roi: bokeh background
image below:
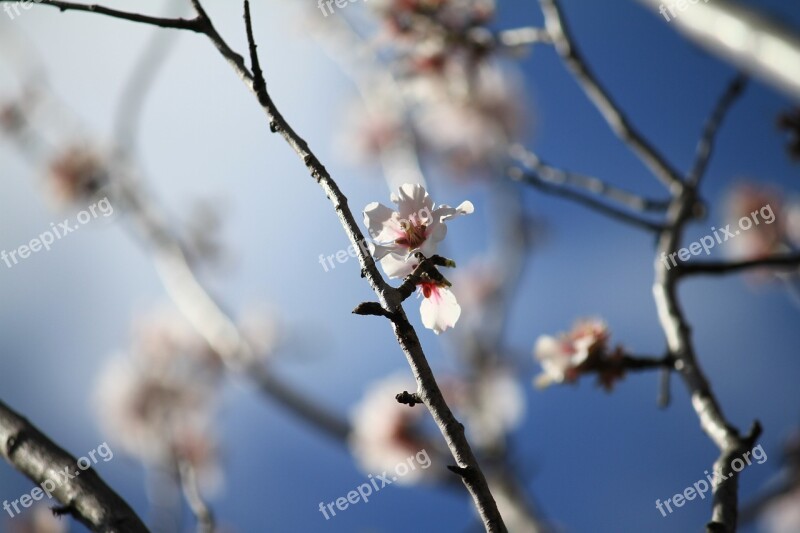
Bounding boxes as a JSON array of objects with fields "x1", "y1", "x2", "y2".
[{"x1": 1, "y1": 0, "x2": 799, "y2": 531}]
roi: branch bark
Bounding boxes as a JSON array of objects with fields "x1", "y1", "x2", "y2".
[{"x1": 0, "y1": 400, "x2": 149, "y2": 533}]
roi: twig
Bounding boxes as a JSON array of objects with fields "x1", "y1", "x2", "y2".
[
  {"x1": 509, "y1": 167, "x2": 665, "y2": 232},
  {"x1": 687, "y1": 74, "x2": 748, "y2": 186},
  {"x1": 538, "y1": 0, "x2": 684, "y2": 192},
  {"x1": 510, "y1": 144, "x2": 671, "y2": 212},
  {"x1": 678, "y1": 252, "x2": 800, "y2": 277},
  {"x1": 0, "y1": 399, "x2": 150, "y2": 533},
  {"x1": 37, "y1": 0, "x2": 202, "y2": 31}
]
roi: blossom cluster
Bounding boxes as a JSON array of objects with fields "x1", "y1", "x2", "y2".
[
  {"x1": 364, "y1": 183, "x2": 473, "y2": 333},
  {"x1": 533, "y1": 319, "x2": 626, "y2": 391}
]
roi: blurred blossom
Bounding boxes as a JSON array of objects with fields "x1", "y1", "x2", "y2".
[
  {"x1": 415, "y1": 65, "x2": 526, "y2": 173},
  {"x1": 341, "y1": 99, "x2": 405, "y2": 164},
  {"x1": 533, "y1": 318, "x2": 612, "y2": 389},
  {"x1": 450, "y1": 367, "x2": 525, "y2": 447},
  {"x1": 363, "y1": 183, "x2": 473, "y2": 278},
  {"x1": 761, "y1": 488, "x2": 800, "y2": 533},
  {"x1": 349, "y1": 373, "x2": 434, "y2": 484},
  {"x1": 371, "y1": 0, "x2": 495, "y2": 67},
  {"x1": 45, "y1": 145, "x2": 109, "y2": 205},
  {"x1": 94, "y1": 308, "x2": 222, "y2": 488},
  {"x1": 7, "y1": 505, "x2": 66, "y2": 533}
]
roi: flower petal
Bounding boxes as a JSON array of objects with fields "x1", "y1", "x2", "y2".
[
  {"x1": 364, "y1": 202, "x2": 404, "y2": 243},
  {"x1": 379, "y1": 253, "x2": 419, "y2": 279},
  {"x1": 391, "y1": 183, "x2": 434, "y2": 219},
  {"x1": 420, "y1": 286, "x2": 461, "y2": 334}
]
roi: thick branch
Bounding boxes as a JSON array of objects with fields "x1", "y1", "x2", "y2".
[
  {"x1": 0, "y1": 400, "x2": 149, "y2": 533},
  {"x1": 538, "y1": 0, "x2": 683, "y2": 192}
]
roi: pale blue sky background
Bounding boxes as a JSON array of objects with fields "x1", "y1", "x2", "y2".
[{"x1": 1, "y1": 0, "x2": 799, "y2": 532}]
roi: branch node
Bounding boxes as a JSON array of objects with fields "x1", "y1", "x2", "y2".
[
  {"x1": 395, "y1": 391, "x2": 422, "y2": 407},
  {"x1": 446, "y1": 464, "x2": 473, "y2": 478},
  {"x1": 352, "y1": 301, "x2": 391, "y2": 318}
]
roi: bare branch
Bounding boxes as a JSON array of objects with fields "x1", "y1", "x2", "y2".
[
  {"x1": 241, "y1": 2, "x2": 506, "y2": 529},
  {"x1": 510, "y1": 145, "x2": 670, "y2": 212},
  {"x1": 687, "y1": 74, "x2": 748, "y2": 186},
  {"x1": 679, "y1": 252, "x2": 800, "y2": 277},
  {"x1": 509, "y1": 167, "x2": 665, "y2": 232},
  {"x1": 538, "y1": 0, "x2": 684, "y2": 192},
  {"x1": 32, "y1": 0, "x2": 202, "y2": 31},
  {"x1": 0, "y1": 400, "x2": 149, "y2": 533}
]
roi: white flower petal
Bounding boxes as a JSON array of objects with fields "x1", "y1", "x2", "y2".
[
  {"x1": 391, "y1": 183, "x2": 434, "y2": 219},
  {"x1": 379, "y1": 253, "x2": 419, "y2": 279},
  {"x1": 364, "y1": 202, "x2": 404, "y2": 243},
  {"x1": 420, "y1": 286, "x2": 461, "y2": 334}
]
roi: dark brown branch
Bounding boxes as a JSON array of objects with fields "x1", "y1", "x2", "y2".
[
  {"x1": 687, "y1": 74, "x2": 748, "y2": 186},
  {"x1": 538, "y1": 0, "x2": 684, "y2": 192},
  {"x1": 509, "y1": 167, "x2": 665, "y2": 232},
  {"x1": 678, "y1": 252, "x2": 800, "y2": 277},
  {"x1": 0, "y1": 400, "x2": 149, "y2": 533},
  {"x1": 33, "y1": 0, "x2": 202, "y2": 31}
]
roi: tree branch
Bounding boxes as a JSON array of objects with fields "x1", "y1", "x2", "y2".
[
  {"x1": 509, "y1": 166, "x2": 665, "y2": 232},
  {"x1": 240, "y1": 2, "x2": 505, "y2": 529},
  {"x1": 33, "y1": 0, "x2": 202, "y2": 31},
  {"x1": 678, "y1": 252, "x2": 800, "y2": 277},
  {"x1": 538, "y1": 0, "x2": 684, "y2": 192},
  {"x1": 0, "y1": 400, "x2": 149, "y2": 533},
  {"x1": 687, "y1": 74, "x2": 748, "y2": 186},
  {"x1": 510, "y1": 144, "x2": 671, "y2": 212}
]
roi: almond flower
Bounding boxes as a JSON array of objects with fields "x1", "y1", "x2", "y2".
[
  {"x1": 533, "y1": 319, "x2": 609, "y2": 389},
  {"x1": 364, "y1": 183, "x2": 473, "y2": 278}
]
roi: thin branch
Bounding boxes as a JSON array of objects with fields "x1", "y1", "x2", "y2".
[
  {"x1": 510, "y1": 144, "x2": 671, "y2": 212},
  {"x1": 678, "y1": 252, "x2": 800, "y2": 277},
  {"x1": 687, "y1": 74, "x2": 748, "y2": 186},
  {"x1": 509, "y1": 167, "x2": 665, "y2": 232},
  {"x1": 33, "y1": 0, "x2": 202, "y2": 31},
  {"x1": 0, "y1": 400, "x2": 150, "y2": 533},
  {"x1": 538, "y1": 0, "x2": 684, "y2": 192},
  {"x1": 497, "y1": 27, "x2": 553, "y2": 48}
]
